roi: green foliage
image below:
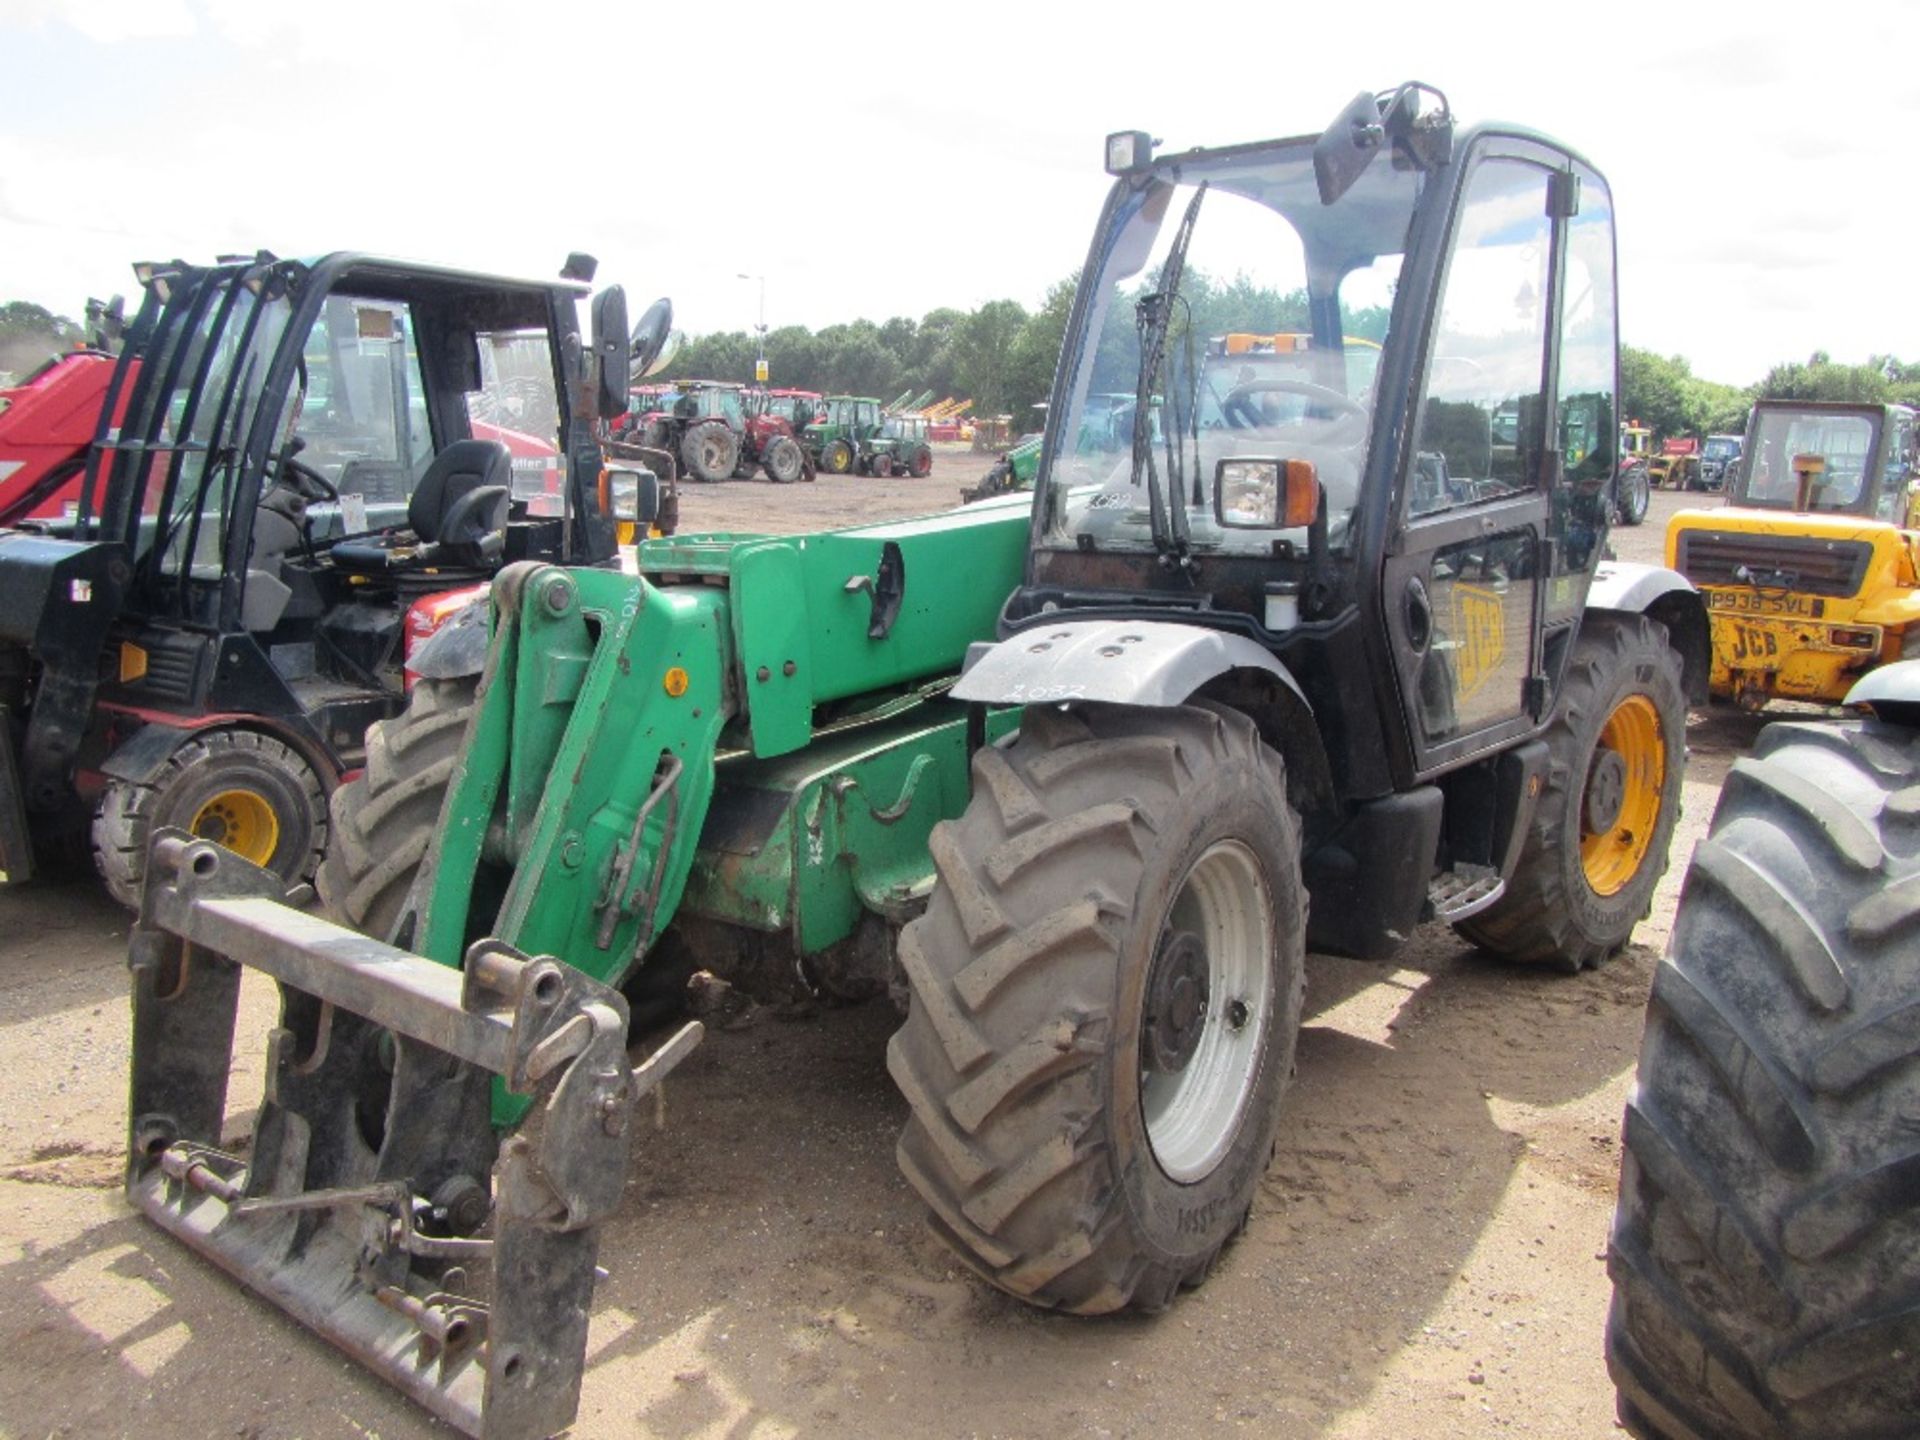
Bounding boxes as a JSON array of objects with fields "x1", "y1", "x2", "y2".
[
  {"x1": 0, "y1": 300, "x2": 82, "y2": 379},
  {"x1": 660, "y1": 285, "x2": 1918, "y2": 449},
  {"x1": 1621, "y1": 345, "x2": 1752, "y2": 442}
]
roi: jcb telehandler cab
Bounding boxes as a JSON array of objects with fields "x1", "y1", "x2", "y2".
[
  {"x1": 0, "y1": 251, "x2": 648, "y2": 902},
  {"x1": 125, "y1": 86, "x2": 1706, "y2": 1438},
  {"x1": 1668, "y1": 397, "x2": 1920, "y2": 708}
]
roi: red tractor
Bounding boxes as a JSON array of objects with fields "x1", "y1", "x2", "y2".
[
  {"x1": 622, "y1": 380, "x2": 746, "y2": 482},
  {"x1": 741, "y1": 387, "x2": 819, "y2": 483}
]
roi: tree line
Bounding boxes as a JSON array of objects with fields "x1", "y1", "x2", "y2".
[{"x1": 8, "y1": 287, "x2": 1918, "y2": 450}]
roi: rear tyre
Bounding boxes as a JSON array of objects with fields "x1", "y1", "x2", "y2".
[
  {"x1": 1456, "y1": 612, "x2": 1687, "y2": 971},
  {"x1": 822, "y1": 439, "x2": 856, "y2": 474},
  {"x1": 1606, "y1": 716, "x2": 1920, "y2": 1439},
  {"x1": 1616, "y1": 463, "x2": 1651, "y2": 526},
  {"x1": 681, "y1": 420, "x2": 739, "y2": 483},
  {"x1": 94, "y1": 729, "x2": 326, "y2": 911},
  {"x1": 763, "y1": 435, "x2": 804, "y2": 484},
  {"x1": 889, "y1": 702, "x2": 1306, "y2": 1313},
  {"x1": 317, "y1": 676, "x2": 477, "y2": 940},
  {"x1": 909, "y1": 444, "x2": 934, "y2": 478}
]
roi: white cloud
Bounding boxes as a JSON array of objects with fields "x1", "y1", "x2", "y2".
[{"x1": 2, "y1": 0, "x2": 1915, "y2": 385}]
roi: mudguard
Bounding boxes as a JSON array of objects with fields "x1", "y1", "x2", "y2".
[
  {"x1": 953, "y1": 617, "x2": 1309, "y2": 711},
  {"x1": 1586, "y1": 560, "x2": 1710, "y2": 703},
  {"x1": 1846, "y1": 659, "x2": 1920, "y2": 718}
]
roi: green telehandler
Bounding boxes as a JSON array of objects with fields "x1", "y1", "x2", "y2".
[{"x1": 125, "y1": 83, "x2": 1709, "y2": 1438}]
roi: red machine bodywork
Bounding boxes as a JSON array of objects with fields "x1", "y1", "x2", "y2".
[{"x1": 0, "y1": 350, "x2": 130, "y2": 526}]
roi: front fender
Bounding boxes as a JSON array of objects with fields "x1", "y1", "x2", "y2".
[
  {"x1": 1846, "y1": 659, "x2": 1920, "y2": 720},
  {"x1": 1586, "y1": 561, "x2": 1710, "y2": 703},
  {"x1": 954, "y1": 618, "x2": 1306, "y2": 711}
]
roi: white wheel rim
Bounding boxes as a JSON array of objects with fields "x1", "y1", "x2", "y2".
[{"x1": 1142, "y1": 839, "x2": 1274, "y2": 1182}]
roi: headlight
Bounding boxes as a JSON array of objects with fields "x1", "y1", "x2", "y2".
[
  {"x1": 604, "y1": 466, "x2": 658, "y2": 523},
  {"x1": 610, "y1": 471, "x2": 639, "y2": 520}
]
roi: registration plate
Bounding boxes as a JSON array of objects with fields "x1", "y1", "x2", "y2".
[{"x1": 1705, "y1": 588, "x2": 1816, "y2": 617}]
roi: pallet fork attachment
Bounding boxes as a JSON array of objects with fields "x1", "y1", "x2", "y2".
[{"x1": 125, "y1": 830, "x2": 701, "y2": 1438}]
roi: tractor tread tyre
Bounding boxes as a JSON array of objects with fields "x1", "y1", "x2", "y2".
[
  {"x1": 822, "y1": 439, "x2": 856, "y2": 475},
  {"x1": 1618, "y1": 464, "x2": 1651, "y2": 526},
  {"x1": 889, "y1": 701, "x2": 1306, "y2": 1315},
  {"x1": 763, "y1": 435, "x2": 804, "y2": 484},
  {"x1": 317, "y1": 676, "x2": 477, "y2": 941},
  {"x1": 909, "y1": 444, "x2": 934, "y2": 478},
  {"x1": 93, "y1": 728, "x2": 326, "y2": 911},
  {"x1": 681, "y1": 421, "x2": 739, "y2": 484},
  {"x1": 1605, "y1": 716, "x2": 1920, "y2": 1440},
  {"x1": 1457, "y1": 612, "x2": 1687, "y2": 971}
]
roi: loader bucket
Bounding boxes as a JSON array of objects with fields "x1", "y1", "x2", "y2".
[{"x1": 125, "y1": 829, "x2": 700, "y2": 1438}]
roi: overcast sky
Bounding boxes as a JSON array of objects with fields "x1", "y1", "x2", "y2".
[{"x1": 4, "y1": 0, "x2": 1913, "y2": 387}]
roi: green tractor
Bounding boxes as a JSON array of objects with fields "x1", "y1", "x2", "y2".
[
  {"x1": 803, "y1": 395, "x2": 929, "y2": 476},
  {"x1": 125, "y1": 83, "x2": 1708, "y2": 1439}
]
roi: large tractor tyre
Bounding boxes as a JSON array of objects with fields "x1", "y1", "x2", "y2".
[
  {"x1": 640, "y1": 419, "x2": 673, "y2": 452},
  {"x1": 316, "y1": 676, "x2": 478, "y2": 941},
  {"x1": 1457, "y1": 612, "x2": 1687, "y2": 971},
  {"x1": 908, "y1": 444, "x2": 934, "y2": 478},
  {"x1": 1617, "y1": 463, "x2": 1651, "y2": 527},
  {"x1": 1605, "y1": 716, "x2": 1920, "y2": 1440},
  {"x1": 889, "y1": 701, "x2": 1308, "y2": 1314},
  {"x1": 821, "y1": 439, "x2": 856, "y2": 475},
  {"x1": 94, "y1": 729, "x2": 326, "y2": 910},
  {"x1": 680, "y1": 421, "x2": 740, "y2": 484},
  {"x1": 870, "y1": 452, "x2": 895, "y2": 478},
  {"x1": 762, "y1": 435, "x2": 805, "y2": 484}
]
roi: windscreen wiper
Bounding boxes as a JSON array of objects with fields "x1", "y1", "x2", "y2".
[{"x1": 1131, "y1": 182, "x2": 1206, "y2": 568}]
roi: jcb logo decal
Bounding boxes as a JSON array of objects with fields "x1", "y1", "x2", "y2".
[{"x1": 1451, "y1": 584, "x2": 1506, "y2": 699}]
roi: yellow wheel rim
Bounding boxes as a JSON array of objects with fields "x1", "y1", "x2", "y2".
[
  {"x1": 189, "y1": 787, "x2": 280, "y2": 865},
  {"x1": 1579, "y1": 695, "x2": 1665, "y2": 897}
]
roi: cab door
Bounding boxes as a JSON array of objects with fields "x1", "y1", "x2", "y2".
[{"x1": 1382, "y1": 140, "x2": 1610, "y2": 777}]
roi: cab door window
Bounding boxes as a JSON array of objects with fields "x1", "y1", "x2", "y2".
[
  {"x1": 1409, "y1": 159, "x2": 1554, "y2": 517},
  {"x1": 295, "y1": 297, "x2": 431, "y2": 526},
  {"x1": 466, "y1": 328, "x2": 562, "y2": 508},
  {"x1": 1549, "y1": 164, "x2": 1619, "y2": 597}
]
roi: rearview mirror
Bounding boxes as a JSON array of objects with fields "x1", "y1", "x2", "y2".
[
  {"x1": 629, "y1": 296, "x2": 674, "y2": 381},
  {"x1": 1214, "y1": 457, "x2": 1320, "y2": 529},
  {"x1": 590, "y1": 286, "x2": 630, "y2": 421},
  {"x1": 1313, "y1": 90, "x2": 1385, "y2": 206}
]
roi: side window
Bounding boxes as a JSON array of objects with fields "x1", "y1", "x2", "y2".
[
  {"x1": 1409, "y1": 159, "x2": 1554, "y2": 517},
  {"x1": 1551, "y1": 165, "x2": 1618, "y2": 582},
  {"x1": 296, "y1": 297, "x2": 431, "y2": 519},
  {"x1": 1879, "y1": 410, "x2": 1914, "y2": 522},
  {"x1": 466, "y1": 329, "x2": 562, "y2": 505}
]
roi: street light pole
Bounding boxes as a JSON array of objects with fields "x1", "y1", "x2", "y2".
[{"x1": 736, "y1": 272, "x2": 767, "y2": 383}]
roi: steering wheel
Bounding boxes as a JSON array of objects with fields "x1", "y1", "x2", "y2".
[
  {"x1": 1222, "y1": 378, "x2": 1367, "y2": 431},
  {"x1": 274, "y1": 447, "x2": 339, "y2": 505}
]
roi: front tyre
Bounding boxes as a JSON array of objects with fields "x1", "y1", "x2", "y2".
[
  {"x1": 1457, "y1": 612, "x2": 1687, "y2": 970},
  {"x1": 889, "y1": 702, "x2": 1306, "y2": 1313},
  {"x1": 94, "y1": 729, "x2": 326, "y2": 910},
  {"x1": 317, "y1": 676, "x2": 477, "y2": 940}
]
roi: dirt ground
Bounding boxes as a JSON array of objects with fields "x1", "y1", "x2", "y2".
[{"x1": 0, "y1": 465, "x2": 1769, "y2": 1439}]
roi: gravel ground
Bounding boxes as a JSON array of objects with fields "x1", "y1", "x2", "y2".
[{"x1": 0, "y1": 468, "x2": 1770, "y2": 1439}]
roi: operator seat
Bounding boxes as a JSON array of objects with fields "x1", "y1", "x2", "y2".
[{"x1": 331, "y1": 439, "x2": 513, "y2": 573}]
